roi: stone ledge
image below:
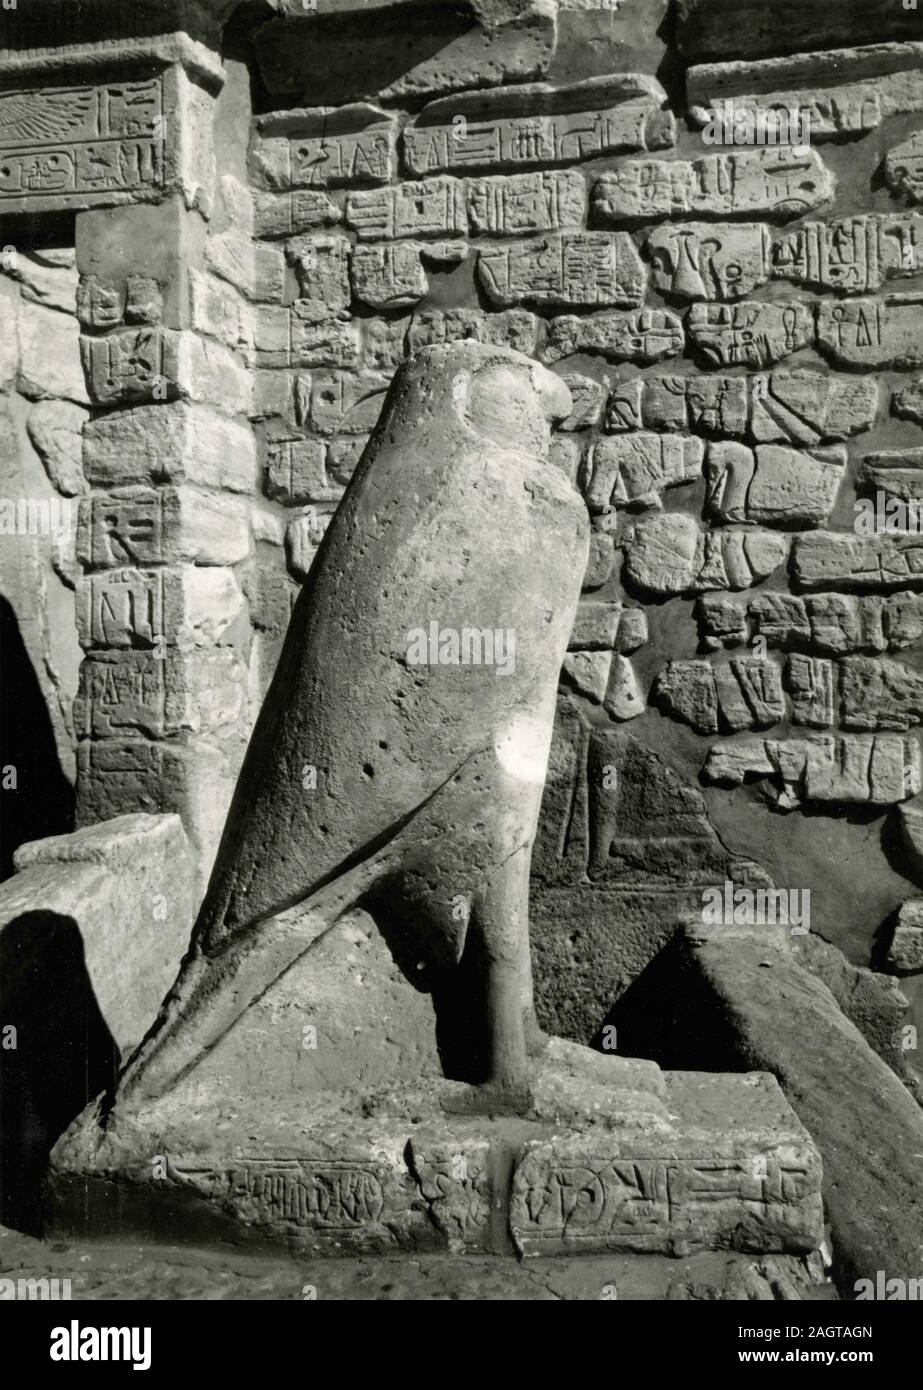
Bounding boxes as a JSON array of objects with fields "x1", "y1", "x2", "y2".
[
  {"x1": 676, "y1": 0, "x2": 923, "y2": 63},
  {"x1": 0, "y1": 32, "x2": 226, "y2": 94},
  {"x1": 1, "y1": 813, "x2": 195, "y2": 1057},
  {"x1": 254, "y1": 0, "x2": 558, "y2": 104}
]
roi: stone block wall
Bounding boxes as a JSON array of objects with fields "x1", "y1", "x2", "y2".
[
  {"x1": 240, "y1": 0, "x2": 923, "y2": 1072},
  {"x1": 1, "y1": 0, "x2": 922, "y2": 1078},
  {"x1": 0, "y1": 18, "x2": 265, "y2": 883}
]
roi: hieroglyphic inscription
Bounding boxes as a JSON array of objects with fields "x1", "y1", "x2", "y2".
[
  {"x1": 79, "y1": 492, "x2": 166, "y2": 568},
  {"x1": 77, "y1": 569, "x2": 165, "y2": 649},
  {"x1": 544, "y1": 308, "x2": 684, "y2": 365},
  {"x1": 644, "y1": 223, "x2": 772, "y2": 300},
  {"x1": 477, "y1": 232, "x2": 646, "y2": 309},
  {"x1": 254, "y1": 106, "x2": 397, "y2": 190},
  {"x1": 75, "y1": 653, "x2": 165, "y2": 739},
  {"x1": 0, "y1": 79, "x2": 162, "y2": 207},
  {"x1": 402, "y1": 77, "x2": 674, "y2": 177},
  {"x1": 466, "y1": 170, "x2": 586, "y2": 235},
  {"x1": 511, "y1": 1150, "x2": 813, "y2": 1253},
  {"x1": 817, "y1": 294, "x2": 923, "y2": 369},
  {"x1": 229, "y1": 1159, "x2": 386, "y2": 1229},
  {"x1": 773, "y1": 214, "x2": 923, "y2": 294},
  {"x1": 168, "y1": 1158, "x2": 387, "y2": 1232},
  {"x1": 594, "y1": 148, "x2": 834, "y2": 222},
  {"x1": 687, "y1": 301, "x2": 813, "y2": 369}
]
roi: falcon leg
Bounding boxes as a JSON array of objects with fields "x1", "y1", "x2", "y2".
[{"x1": 475, "y1": 844, "x2": 535, "y2": 1110}]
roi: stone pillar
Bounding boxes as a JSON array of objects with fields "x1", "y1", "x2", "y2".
[
  {"x1": 73, "y1": 193, "x2": 258, "y2": 882},
  {"x1": 0, "y1": 3, "x2": 269, "y2": 889}
]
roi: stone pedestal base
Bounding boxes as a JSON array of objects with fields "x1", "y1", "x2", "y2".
[{"x1": 48, "y1": 1039, "x2": 823, "y2": 1260}]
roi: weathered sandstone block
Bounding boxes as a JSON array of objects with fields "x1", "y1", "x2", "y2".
[
  {"x1": 406, "y1": 307, "x2": 539, "y2": 358},
  {"x1": 704, "y1": 734, "x2": 921, "y2": 807},
  {"x1": 510, "y1": 1071, "x2": 821, "y2": 1258},
  {"x1": 351, "y1": 239, "x2": 467, "y2": 309},
  {"x1": 637, "y1": 917, "x2": 923, "y2": 1286},
  {"x1": 860, "y1": 447, "x2": 923, "y2": 502},
  {"x1": 557, "y1": 374, "x2": 606, "y2": 431},
  {"x1": 47, "y1": 1037, "x2": 822, "y2": 1259},
  {"x1": 604, "y1": 655, "x2": 645, "y2": 723},
  {"x1": 773, "y1": 213, "x2": 923, "y2": 294},
  {"x1": 887, "y1": 900, "x2": 923, "y2": 974},
  {"x1": 749, "y1": 370, "x2": 878, "y2": 444},
  {"x1": 477, "y1": 232, "x2": 646, "y2": 310},
  {"x1": 793, "y1": 532, "x2": 923, "y2": 592},
  {"x1": 567, "y1": 599, "x2": 624, "y2": 652},
  {"x1": 686, "y1": 43, "x2": 923, "y2": 140},
  {"x1": 82, "y1": 402, "x2": 258, "y2": 493},
  {"x1": 290, "y1": 314, "x2": 362, "y2": 370},
  {"x1": 655, "y1": 658, "x2": 785, "y2": 734},
  {"x1": 17, "y1": 298, "x2": 88, "y2": 404},
  {"x1": 543, "y1": 308, "x2": 684, "y2": 365},
  {"x1": 254, "y1": 188, "x2": 341, "y2": 239},
  {"x1": 361, "y1": 317, "x2": 413, "y2": 370},
  {"x1": 205, "y1": 232, "x2": 285, "y2": 304},
  {"x1": 295, "y1": 370, "x2": 390, "y2": 436},
  {"x1": 264, "y1": 436, "x2": 334, "y2": 505},
  {"x1": 402, "y1": 75, "x2": 673, "y2": 178},
  {"x1": 74, "y1": 648, "x2": 246, "y2": 741},
  {"x1": 698, "y1": 590, "x2": 923, "y2": 656},
  {"x1": 76, "y1": 566, "x2": 248, "y2": 653},
  {"x1": 839, "y1": 656, "x2": 923, "y2": 732},
  {"x1": 892, "y1": 375, "x2": 923, "y2": 425},
  {"x1": 285, "y1": 506, "x2": 334, "y2": 581},
  {"x1": 345, "y1": 178, "x2": 466, "y2": 241},
  {"x1": 75, "y1": 736, "x2": 245, "y2": 876},
  {"x1": 561, "y1": 650, "x2": 612, "y2": 705},
  {"x1": 786, "y1": 655, "x2": 835, "y2": 728},
  {"x1": 587, "y1": 433, "x2": 703, "y2": 511},
  {"x1": 607, "y1": 373, "x2": 747, "y2": 436},
  {"x1": 285, "y1": 234, "x2": 351, "y2": 321},
  {"x1": 686, "y1": 301, "x2": 813, "y2": 369},
  {"x1": 253, "y1": 104, "x2": 398, "y2": 190},
  {"x1": 594, "y1": 148, "x2": 834, "y2": 223},
  {"x1": 1, "y1": 814, "x2": 194, "y2": 1056},
  {"x1": 624, "y1": 513, "x2": 788, "y2": 595},
  {"x1": 0, "y1": 76, "x2": 165, "y2": 215},
  {"x1": 26, "y1": 399, "x2": 88, "y2": 497},
  {"x1": 76, "y1": 487, "x2": 250, "y2": 569},
  {"x1": 80, "y1": 327, "x2": 251, "y2": 413},
  {"x1": 644, "y1": 222, "x2": 771, "y2": 300},
  {"x1": 818, "y1": 293, "x2": 923, "y2": 369},
  {"x1": 582, "y1": 529, "x2": 616, "y2": 590},
  {"x1": 255, "y1": 0, "x2": 558, "y2": 103},
  {"x1": 466, "y1": 169, "x2": 586, "y2": 236},
  {"x1": 705, "y1": 441, "x2": 845, "y2": 526}
]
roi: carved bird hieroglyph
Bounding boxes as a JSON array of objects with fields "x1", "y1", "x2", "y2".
[{"x1": 0, "y1": 88, "x2": 94, "y2": 147}]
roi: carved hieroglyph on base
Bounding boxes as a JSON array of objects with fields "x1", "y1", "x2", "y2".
[{"x1": 50, "y1": 343, "x2": 823, "y2": 1257}]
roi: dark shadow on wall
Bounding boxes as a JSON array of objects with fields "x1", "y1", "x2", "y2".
[
  {"x1": 249, "y1": 1, "x2": 472, "y2": 110},
  {"x1": 0, "y1": 911, "x2": 119, "y2": 1235},
  {"x1": 594, "y1": 931, "x2": 746, "y2": 1074},
  {"x1": 0, "y1": 595, "x2": 75, "y2": 880},
  {"x1": 366, "y1": 888, "x2": 489, "y2": 1085}
]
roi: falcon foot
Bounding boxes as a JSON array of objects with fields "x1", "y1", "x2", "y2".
[{"x1": 440, "y1": 1077, "x2": 536, "y2": 1119}]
